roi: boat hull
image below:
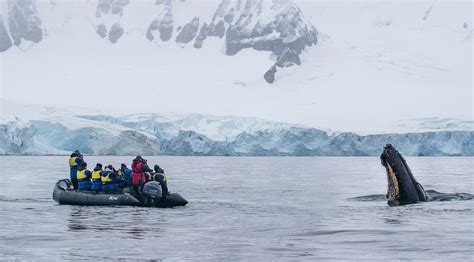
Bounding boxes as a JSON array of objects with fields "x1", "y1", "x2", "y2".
[{"x1": 53, "y1": 179, "x2": 187, "y2": 207}]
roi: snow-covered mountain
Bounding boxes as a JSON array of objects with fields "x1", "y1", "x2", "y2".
[
  {"x1": 1, "y1": 1, "x2": 471, "y2": 132},
  {"x1": 1, "y1": 100, "x2": 472, "y2": 156},
  {"x1": 0, "y1": 0, "x2": 317, "y2": 83}
]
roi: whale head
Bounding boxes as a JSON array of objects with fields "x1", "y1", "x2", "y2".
[{"x1": 380, "y1": 144, "x2": 429, "y2": 206}]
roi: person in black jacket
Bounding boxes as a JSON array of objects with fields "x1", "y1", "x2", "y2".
[
  {"x1": 140, "y1": 159, "x2": 154, "y2": 181},
  {"x1": 153, "y1": 165, "x2": 169, "y2": 197}
]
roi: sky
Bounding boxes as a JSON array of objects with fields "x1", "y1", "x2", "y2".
[{"x1": 0, "y1": 0, "x2": 472, "y2": 133}]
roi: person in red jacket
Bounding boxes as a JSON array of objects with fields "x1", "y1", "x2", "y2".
[{"x1": 131, "y1": 156, "x2": 150, "y2": 193}]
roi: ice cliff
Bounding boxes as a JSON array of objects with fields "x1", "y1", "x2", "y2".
[{"x1": 1, "y1": 100, "x2": 472, "y2": 156}]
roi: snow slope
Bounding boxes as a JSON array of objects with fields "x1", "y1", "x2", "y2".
[{"x1": 0, "y1": 0, "x2": 471, "y2": 134}]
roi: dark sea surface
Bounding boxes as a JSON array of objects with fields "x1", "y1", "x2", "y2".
[{"x1": 0, "y1": 156, "x2": 473, "y2": 261}]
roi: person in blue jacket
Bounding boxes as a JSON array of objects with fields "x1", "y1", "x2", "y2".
[
  {"x1": 68, "y1": 150, "x2": 83, "y2": 189},
  {"x1": 91, "y1": 163, "x2": 103, "y2": 192},
  {"x1": 120, "y1": 163, "x2": 132, "y2": 188},
  {"x1": 101, "y1": 165, "x2": 121, "y2": 192},
  {"x1": 76, "y1": 162, "x2": 92, "y2": 190}
]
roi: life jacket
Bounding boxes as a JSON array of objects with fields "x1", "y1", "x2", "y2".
[
  {"x1": 69, "y1": 157, "x2": 78, "y2": 168},
  {"x1": 131, "y1": 161, "x2": 145, "y2": 187},
  {"x1": 91, "y1": 170, "x2": 101, "y2": 180},
  {"x1": 155, "y1": 172, "x2": 168, "y2": 182},
  {"x1": 77, "y1": 170, "x2": 87, "y2": 180},
  {"x1": 101, "y1": 171, "x2": 112, "y2": 184}
]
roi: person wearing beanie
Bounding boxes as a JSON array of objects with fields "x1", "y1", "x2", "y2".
[
  {"x1": 91, "y1": 163, "x2": 103, "y2": 192},
  {"x1": 68, "y1": 150, "x2": 83, "y2": 189},
  {"x1": 76, "y1": 161, "x2": 92, "y2": 190},
  {"x1": 153, "y1": 164, "x2": 169, "y2": 197},
  {"x1": 101, "y1": 164, "x2": 121, "y2": 192},
  {"x1": 120, "y1": 163, "x2": 132, "y2": 188}
]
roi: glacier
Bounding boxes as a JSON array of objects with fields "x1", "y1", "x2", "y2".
[{"x1": 1, "y1": 100, "x2": 472, "y2": 156}]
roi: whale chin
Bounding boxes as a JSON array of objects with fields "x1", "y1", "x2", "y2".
[{"x1": 380, "y1": 144, "x2": 429, "y2": 206}]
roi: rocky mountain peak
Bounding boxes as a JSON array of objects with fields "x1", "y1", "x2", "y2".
[{"x1": 0, "y1": 0, "x2": 317, "y2": 83}]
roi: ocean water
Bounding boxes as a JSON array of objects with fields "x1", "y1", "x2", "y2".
[{"x1": 0, "y1": 156, "x2": 473, "y2": 261}]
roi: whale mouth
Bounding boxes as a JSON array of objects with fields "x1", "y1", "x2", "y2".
[
  {"x1": 380, "y1": 144, "x2": 428, "y2": 206},
  {"x1": 381, "y1": 145, "x2": 401, "y2": 206},
  {"x1": 385, "y1": 161, "x2": 400, "y2": 206}
]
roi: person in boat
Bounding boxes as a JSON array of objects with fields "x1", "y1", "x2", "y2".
[
  {"x1": 120, "y1": 163, "x2": 132, "y2": 188},
  {"x1": 131, "y1": 156, "x2": 145, "y2": 193},
  {"x1": 76, "y1": 162, "x2": 92, "y2": 190},
  {"x1": 153, "y1": 165, "x2": 169, "y2": 197},
  {"x1": 91, "y1": 163, "x2": 103, "y2": 192},
  {"x1": 68, "y1": 150, "x2": 83, "y2": 189},
  {"x1": 141, "y1": 159, "x2": 155, "y2": 181},
  {"x1": 131, "y1": 156, "x2": 154, "y2": 193},
  {"x1": 101, "y1": 165, "x2": 121, "y2": 192}
]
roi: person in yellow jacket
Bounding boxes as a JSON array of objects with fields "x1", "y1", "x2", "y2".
[
  {"x1": 91, "y1": 163, "x2": 103, "y2": 191},
  {"x1": 68, "y1": 150, "x2": 83, "y2": 189},
  {"x1": 101, "y1": 165, "x2": 121, "y2": 192},
  {"x1": 76, "y1": 162, "x2": 92, "y2": 190}
]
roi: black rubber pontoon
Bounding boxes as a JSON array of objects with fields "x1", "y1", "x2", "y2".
[
  {"x1": 53, "y1": 179, "x2": 141, "y2": 206},
  {"x1": 53, "y1": 179, "x2": 188, "y2": 208}
]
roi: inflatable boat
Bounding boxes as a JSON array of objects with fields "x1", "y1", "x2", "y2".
[{"x1": 53, "y1": 179, "x2": 188, "y2": 208}]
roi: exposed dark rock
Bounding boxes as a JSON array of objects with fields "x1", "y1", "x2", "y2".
[
  {"x1": 96, "y1": 0, "x2": 129, "y2": 17},
  {"x1": 146, "y1": 20, "x2": 159, "y2": 41},
  {"x1": 193, "y1": 22, "x2": 208, "y2": 48},
  {"x1": 147, "y1": 2, "x2": 173, "y2": 42},
  {"x1": 213, "y1": 0, "x2": 232, "y2": 21},
  {"x1": 159, "y1": 9, "x2": 173, "y2": 41},
  {"x1": 112, "y1": 0, "x2": 129, "y2": 15},
  {"x1": 224, "y1": 8, "x2": 235, "y2": 24},
  {"x1": 176, "y1": 17, "x2": 199, "y2": 44},
  {"x1": 225, "y1": 26, "x2": 251, "y2": 56},
  {"x1": 96, "y1": 0, "x2": 112, "y2": 17},
  {"x1": 264, "y1": 66, "x2": 277, "y2": 84},
  {"x1": 1, "y1": 0, "x2": 319, "y2": 84},
  {"x1": 108, "y1": 23, "x2": 124, "y2": 43},
  {"x1": 96, "y1": 24, "x2": 107, "y2": 38},
  {"x1": 207, "y1": 20, "x2": 225, "y2": 38},
  {"x1": 8, "y1": 0, "x2": 43, "y2": 46},
  {"x1": 217, "y1": 0, "x2": 318, "y2": 82},
  {"x1": 276, "y1": 48, "x2": 301, "y2": 67},
  {"x1": 0, "y1": 16, "x2": 13, "y2": 52}
]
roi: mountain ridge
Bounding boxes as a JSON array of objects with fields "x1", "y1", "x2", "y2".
[{"x1": 0, "y1": 0, "x2": 318, "y2": 83}]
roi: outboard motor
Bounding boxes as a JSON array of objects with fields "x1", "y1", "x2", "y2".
[{"x1": 141, "y1": 181, "x2": 162, "y2": 207}]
